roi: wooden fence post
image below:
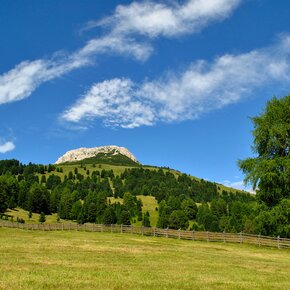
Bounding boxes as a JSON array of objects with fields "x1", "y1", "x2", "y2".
[
  {"x1": 178, "y1": 229, "x2": 181, "y2": 239},
  {"x1": 223, "y1": 230, "x2": 226, "y2": 243},
  {"x1": 166, "y1": 227, "x2": 169, "y2": 238},
  {"x1": 277, "y1": 236, "x2": 280, "y2": 249},
  {"x1": 111, "y1": 224, "x2": 113, "y2": 234},
  {"x1": 121, "y1": 224, "x2": 123, "y2": 234},
  {"x1": 142, "y1": 226, "x2": 144, "y2": 236},
  {"x1": 207, "y1": 231, "x2": 209, "y2": 242},
  {"x1": 240, "y1": 232, "x2": 243, "y2": 244},
  {"x1": 153, "y1": 227, "x2": 156, "y2": 237},
  {"x1": 192, "y1": 230, "x2": 195, "y2": 241},
  {"x1": 258, "y1": 234, "x2": 261, "y2": 247}
]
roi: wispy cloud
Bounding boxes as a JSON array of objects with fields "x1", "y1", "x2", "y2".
[
  {"x1": 0, "y1": 55, "x2": 88, "y2": 105},
  {"x1": 62, "y1": 78, "x2": 156, "y2": 128},
  {"x1": 0, "y1": 0, "x2": 241, "y2": 105},
  {"x1": 91, "y1": 0, "x2": 241, "y2": 38},
  {"x1": 221, "y1": 179, "x2": 255, "y2": 193},
  {"x1": 61, "y1": 35, "x2": 290, "y2": 128},
  {"x1": 0, "y1": 140, "x2": 15, "y2": 153}
]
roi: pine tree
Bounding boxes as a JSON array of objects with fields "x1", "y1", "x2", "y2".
[
  {"x1": 39, "y1": 212, "x2": 46, "y2": 223},
  {"x1": 142, "y1": 211, "x2": 151, "y2": 227}
]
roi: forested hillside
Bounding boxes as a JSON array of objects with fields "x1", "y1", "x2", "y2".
[
  {"x1": 0, "y1": 158, "x2": 269, "y2": 236},
  {"x1": 2, "y1": 96, "x2": 288, "y2": 237}
]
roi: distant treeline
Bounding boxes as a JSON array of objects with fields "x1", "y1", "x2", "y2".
[{"x1": 3, "y1": 159, "x2": 285, "y2": 237}]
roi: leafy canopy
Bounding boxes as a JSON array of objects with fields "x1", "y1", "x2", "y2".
[{"x1": 238, "y1": 95, "x2": 290, "y2": 206}]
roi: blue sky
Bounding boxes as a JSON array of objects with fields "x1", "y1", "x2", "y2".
[{"x1": 1, "y1": 0, "x2": 290, "y2": 191}]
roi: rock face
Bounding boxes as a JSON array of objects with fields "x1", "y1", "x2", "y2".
[{"x1": 55, "y1": 145, "x2": 138, "y2": 164}]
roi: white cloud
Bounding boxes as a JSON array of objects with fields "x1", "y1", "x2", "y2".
[
  {"x1": 0, "y1": 0, "x2": 241, "y2": 105},
  {"x1": 0, "y1": 56, "x2": 88, "y2": 105},
  {"x1": 221, "y1": 179, "x2": 256, "y2": 193},
  {"x1": 62, "y1": 78, "x2": 156, "y2": 128},
  {"x1": 221, "y1": 180, "x2": 245, "y2": 191},
  {"x1": 61, "y1": 36, "x2": 290, "y2": 128},
  {"x1": 96, "y1": 0, "x2": 241, "y2": 38},
  {"x1": 0, "y1": 60, "x2": 48, "y2": 105},
  {"x1": 0, "y1": 141, "x2": 15, "y2": 153},
  {"x1": 74, "y1": 35, "x2": 153, "y2": 62}
]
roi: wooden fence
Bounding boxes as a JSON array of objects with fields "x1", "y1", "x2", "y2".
[{"x1": 0, "y1": 220, "x2": 289, "y2": 249}]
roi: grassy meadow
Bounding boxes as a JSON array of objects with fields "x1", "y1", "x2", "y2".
[
  {"x1": 5, "y1": 208, "x2": 69, "y2": 224},
  {"x1": 0, "y1": 228, "x2": 289, "y2": 289}
]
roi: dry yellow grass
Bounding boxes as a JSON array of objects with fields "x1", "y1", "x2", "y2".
[{"x1": 0, "y1": 228, "x2": 289, "y2": 289}]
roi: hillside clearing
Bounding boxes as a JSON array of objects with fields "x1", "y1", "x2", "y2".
[
  {"x1": 0, "y1": 228, "x2": 289, "y2": 289},
  {"x1": 109, "y1": 195, "x2": 159, "y2": 227}
]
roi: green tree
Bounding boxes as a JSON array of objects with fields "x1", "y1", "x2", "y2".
[
  {"x1": 17, "y1": 180, "x2": 29, "y2": 209},
  {"x1": 123, "y1": 192, "x2": 137, "y2": 217},
  {"x1": 0, "y1": 174, "x2": 19, "y2": 212},
  {"x1": 58, "y1": 187, "x2": 73, "y2": 219},
  {"x1": 238, "y1": 95, "x2": 290, "y2": 237},
  {"x1": 157, "y1": 200, "x2": 170, "y2": 228},
  {"x1": 119, "y1": 210, "x2": 131, "y2": 225},
  {"x1": 28, "y1": 183, "x2": 50, "y2": 214},
  {"x1": 181, "y1": 198, "x2": 198, "y2": 219},
  {"x1": 0, "y1": 187, "x2": 8, "y2": 213},
  {"x1": 40, "y1": 175, "x2": 46, "y2": 184},
  {"x1": 103, "y1": 206, "x2": 117, "y2": 224},
  {"x1": 142, "y1": 211, "x2": 151, "y2": 227},
  {"x1": 70, "y1": 200, "x2": 82, "y2": 220},
  {"x1": 39, "y1": 212, "x2": 46, "y2": 223},
  {"x1": 238, "y1": 96, "x2": 290, "y2": 206},
  {"x1": 196, "y1": 203, "x2": 215, "y2": 231},
  {"x1": 169, "y1": 210, "x2": 189, "y2": 230}
]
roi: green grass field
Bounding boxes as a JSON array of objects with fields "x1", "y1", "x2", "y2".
[{"x1": 0, "y1": 228, "x2": 289, "y2": 289}]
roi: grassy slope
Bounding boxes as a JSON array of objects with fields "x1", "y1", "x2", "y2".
[
  {"x1": 0, "y1": 228, "x2": 289, "y2": 290},
  {"x1": 108, "y1": 195, "x2": 159, "y2": 227},
  {"x1": 5, "y1": 208, "x2": 71, "y2": 224},
  {"x1": 52, "y1": 163, "x2": 243, "y2": 194},
  {"x1": 137, "y1": 195, "x2": 158, "y2": 227}
]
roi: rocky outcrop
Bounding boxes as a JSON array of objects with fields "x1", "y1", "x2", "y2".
[{"x1": 55, "y1": 145, "x2": 138, "y2": 164}]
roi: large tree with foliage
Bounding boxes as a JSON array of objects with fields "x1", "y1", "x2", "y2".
[
  {"x1": 238, "y1": 96, "x2": 290, "y2": 206},
  {"x1": 238, "y1": 95, "x2": 290, "y2": 237}
]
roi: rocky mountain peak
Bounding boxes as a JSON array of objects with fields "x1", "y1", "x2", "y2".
[{"x1": 55, "y1": 145, "x2": 138, "y2": 164}]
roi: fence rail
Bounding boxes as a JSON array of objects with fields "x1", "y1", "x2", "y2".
[{"x1": 0, "y1": 220, "x2": 289, "y2": 249}]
